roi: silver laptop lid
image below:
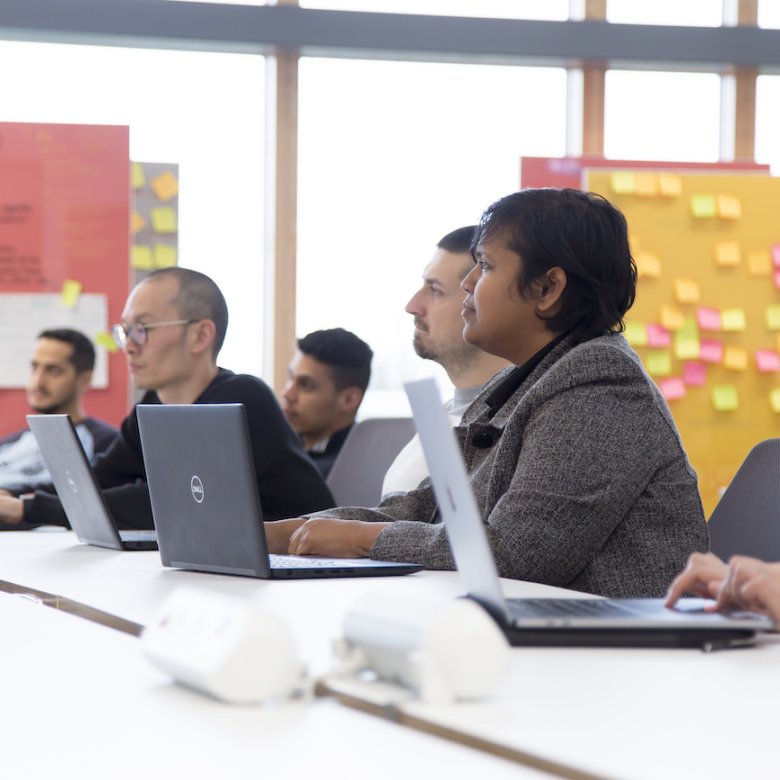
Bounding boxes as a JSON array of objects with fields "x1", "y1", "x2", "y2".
[
  {"x1": 26, "y1": 414, "x2": 123, "y2": 549},
  {"x1": 404, "y1": 378, "x2": 510, "y2": 621}
]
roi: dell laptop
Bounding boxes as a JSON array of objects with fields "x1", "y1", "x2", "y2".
[
  {"x1": 26, "y1": 415, "x2": 158, "y2": 551},
  {"x1": 136, "y1": 403, "x2": 421, "y2": 579},
  {"x1": 404, "y1": 378, "x2": 774, "y2": 650}
]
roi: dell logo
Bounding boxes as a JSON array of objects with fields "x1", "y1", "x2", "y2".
[
  {"x1": 190, "y1": 475, "x2": 204, "y2": 503},
  {"x1": 65, "y1": 470, "x2": 78, "y2": 494}
]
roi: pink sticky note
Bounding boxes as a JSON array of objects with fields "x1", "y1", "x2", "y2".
[
  {"x1": 772, "y1": 244, "x2": 780, "y2": 268},
  {"x1": 683, "y1": 361, "x2": 707, "y2": 387},
  {"x1": 700, "y1": 339, "x2": 724, "y2": 364},
  {"x1": 696, "y1": 307, "x2": 722, "y2": 332},
  {"x1": 646, "y1": 323, "x2": 671, "y2": 348},
  {"x1": 755, "y1": 350, "x2": 780, "y2": 373},
  {"x1": 658, "y1": 377, "x2": 686, "y2": 401}
]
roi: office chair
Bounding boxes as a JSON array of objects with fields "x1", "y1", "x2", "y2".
[
  {"x1": 708, "y1": 439, "x2": 780, "y2": 561},
  {"x1": 326, "y1": 417, "x2": 416, "y2": 507}
]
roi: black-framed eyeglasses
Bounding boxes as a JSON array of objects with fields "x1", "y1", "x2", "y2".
[{"x1": 111, "y1": 319, "x2": 196, "y2": 349}]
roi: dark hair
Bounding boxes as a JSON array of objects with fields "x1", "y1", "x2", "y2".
[
  {"x1": 297, "y1": 328, "x2": 373, "y2": 392},
  {"x1": 437, "y1": 226, "x2": 476, "y2": 255},
  {"x1": 473, "y1": 188, "x2": 637, "y2": 343},
  {"x1": 37, "y1": 328, "x2": 96, "y2": 373},
  {"x1": 146, "y1": 267, "x2": 229, "y2": 357}
]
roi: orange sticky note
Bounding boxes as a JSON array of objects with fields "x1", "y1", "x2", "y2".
[
  {"x1": 715, "y1": 241, "x2": 741, "y2": 267},
  {"x1": 674, "y1": 278, "x2": 701, "y2": 304},
  {"x1": 151, "y1": 170, "x2": 179, "y2": 202},
  {"x1": 659, "y1": 304, "x2": 685, "y2": 331},
  {"x1": 748, "y1": 251, "x2": 772, "y2": 277},
  {"x1": 635, "y1": 174, "x2": 658, "y2": 197},
  {"x1": 658, "y1": 174, "x2": 682, "y2": 198},
  {"x1": 712, "y1": 385, "x2": 739, "y2": 412},
  {"x1": 721, "y1": 308, "x2": 747, "y2": 332},
  {"x1": 636, "y1": 252, "x2": 662, "y2": 279},
  {"x1": 717, "y1": 194, "x2": 742, "y2": 220},
  {"x1": 610, "y1": 172, "x2": 637, "y2": 195},
  {"x1": 690, "y1": 194, "x2": 717, "y2": 218},
  {"x1": 61, "y1": 279, "x2": 82, "y2": 308},
  {"x1": 132, "y1": 211, "x2": 145, "y2": 235},
  {"x1": 723, "y1": 346, "x2": 748, "y2": 371}
]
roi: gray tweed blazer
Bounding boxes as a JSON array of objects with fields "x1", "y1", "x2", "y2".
[{"x1": 309, "y1": 333, "x2": 708, "y2": 598}]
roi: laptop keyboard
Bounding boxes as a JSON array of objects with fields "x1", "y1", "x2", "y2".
[
  {"x1": 119, "y1": 531, "x2": 157, "y2": 542},
  {"x1": 270, "y1": 555, "x2": 342, "y2": 568},
  {"x1": 506, "y1": 598, "x2": 646, "y2": 619}
]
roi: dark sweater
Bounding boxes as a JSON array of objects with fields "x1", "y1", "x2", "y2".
[{"x1": 23, "y1": 369, "x2": 335, "y2": 529}]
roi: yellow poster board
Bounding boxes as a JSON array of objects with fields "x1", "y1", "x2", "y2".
[{"x1": 586, "y1": 171, "x2": 780, "y2": 516}]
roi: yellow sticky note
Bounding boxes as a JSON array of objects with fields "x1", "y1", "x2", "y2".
[
  {"x1": 636, "y1": 252, "x2": 662, "y2": 280},
  {"x1": 635, "y1": 174, "x2": 658, "y2": 197},
  {"x1": 610, "y1": 172, "x2": 637, "y2": 195},
  {"x1": 717, "y1": 194, "x2": 742, "y2": 220},
  {"x1": 132, "y1": 162, "x2": 146, "y2": 189},
  {"x1": 770, "y1": 388, "x2": 780, "y2": 414},
  {"x1": 659, "y1": 304, "x2": 685, "y2": 331},
  {"x1": 646, "y1": 350, "x2": 672, "y2": 377},
  {"x1": 624, "y1": 321, "x2": 649, "y2": 347},
  {"x1": 674, "y1": 335, "x2": 700, "y2": 361},
  {"x1": 95, "y1": 331, "x2": 119, "y2": 353},
  {"x1": 61, "y1": 279, "x2": 82, "y2": 308},
  {"x1": 748, "y1": 251, "x2": 772, "y2": 277},
  {"x1": 658, "y1": 174, "x2": 682, "y2": 198},
  {"x1": 715, "y1": 241, "x2": 741, "y2": 267},
  {"x1": 150, "y1": 207, "x2": 177, "y2": 234},
  {"x1": 674, "y1": 278, "x2": 701, "y2": 304},
  {"x1": 766, "y1": 304, "x2": 780, "y2": 331},
  {"x1": 712, "y1": 385, "x2": 739, "y2": 412},
  {"x1": 132, "y1": 211, "x2": 145, "y2": 235},
  {"x1": 132, "y1": 245, "x2": 154, "y2": 270},
  {"x1": 721, "y1": 308, "x2": 747, "y2": 332},
  {"x1": 151, "y1": 170, "x2": 179, "y2": 202},
  {"x1": 724, "y1": 346, "x2": 748, "y2": 371},
  {"x1": 153, "y1": 244, "x2": 178, "y2": 269},
  {"x1": 690, "y1": 194, "x2": 717, "y2": 219}
]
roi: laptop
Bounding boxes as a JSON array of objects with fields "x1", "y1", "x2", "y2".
[
  {"x1": 25, "y1": 415, "x2": 158, "y2": 551},
  {"x1": 136, "y1": 403, "x2": 422, "y2": 579},
  {"x1": 404, "y1": 378, "x2": 774, "y2": 650}
]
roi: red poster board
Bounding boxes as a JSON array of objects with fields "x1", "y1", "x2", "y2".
[
  {"x1": 0, "y1": 122, "x2": 129, "y2": 435},
  {"x1": 520, "y1": 156, "x2": 770, "y2": 190}
]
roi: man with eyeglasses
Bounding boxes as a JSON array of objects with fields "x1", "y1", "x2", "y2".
[{"x1": 0, "y1": 267, "x2": 335, "y2": 529}]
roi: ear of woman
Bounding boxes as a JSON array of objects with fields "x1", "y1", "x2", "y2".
[{"x1": 532, "y1": 267, "x2": 567, "y2": 315}]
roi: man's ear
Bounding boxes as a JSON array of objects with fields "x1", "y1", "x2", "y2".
[
  {"x1": 338, "y1": 387, "x2": 364, "y2": 416},
  {"x1": 190, "y1": 320, "x2": 218, "y2": 356},
  {"x1": 534, "y1": 267, "x2": 567, "y2": 316},
  {"x1": 76, "y1": 369, "x2": 93, "y2": 394}
]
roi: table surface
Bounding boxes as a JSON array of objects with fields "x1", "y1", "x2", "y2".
[{"x1": 2, "y1": 529, "x2": 778, "y2": 780}]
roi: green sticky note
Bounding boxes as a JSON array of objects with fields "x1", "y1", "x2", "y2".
[
  {"x1": 674, "y1": 336, "x2": 700, "y2": 361},
  {"x1": 712, "y1": 385, "x2": 739, "y2": 412},
  {"x1": 690, "y1": 194, "x2": 717, "y2": 218},
  {"x1": 766, "y1": 304, "x2": 780, "y2": 331},
  {"x1": 61, "y1": 279, "x2": 82, "y2": 308},
  {"x1": 95, "y1": 331, "x2": 119, "y2": 353},
  {"x1": 721, "y1": 308, "x2": 747, "y2": 332},
  {"x1": 646, "y1": 350, "x2": 672, "y2": 377},
  {"x1": 624, "y1": 321, "x2": 648, "y2": 347}
]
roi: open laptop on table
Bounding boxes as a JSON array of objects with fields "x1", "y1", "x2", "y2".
[
  {"x1": 136, "y1": 403, "x2": 422, "y2": 579},
  {"x1": 25, "y1": 415, "x2": 158, "y2": 551},
  {"x1": 404, "y1": 378, "x2": 774, "y2": 650}
]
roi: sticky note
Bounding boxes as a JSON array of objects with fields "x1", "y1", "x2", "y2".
[
  {"x1": 153, "y1": 244, "x2": 178, "y2": 269},
  {"x1": 150, "y1": 207, "x2": 177, "y2": 234},
  {"x1": 635, "y1": 174, "x2": 658, "y2": 197},
  {"x1": 756, "y1": 350, "x2": 780, "y2": 373},
  {"x1": 647, "y1": 324, "x2": 671, "y2": 348},
  {"x1": 95, "y1": 331, "x2": 119, "y2": 353},
  {"x1": 690, "y1": 194, "x2": 717, "y2": 218},
  {"x1": 658, "y1": 174, "x2": 682, "y2": 198},
  {"x1": 696, "y1": 307, "x2": 721, "y2": 332},
  {"x1": 132, "y1": 211, "x2": 145, "y2": 235},
  {"x1": 646, "y1": 350, "x2": 672, "y2": 377},
  {"x1": 610, "y1": 172, "x2": 637, "y2": 195},
  {"x1": 748, "y1": 251, "x2": 772, "y2": 276},
  {"x1": 624, "y1": 321, "x2": 649, "y2": 347},
  {"x1": 712, "y1": 385, "x2": 739, "y2": 412},
  {"x1": 715, "y1": 241, "x2": 740, "y2": 267},
  {"x1": 772, "y1": 244, "x2": 780, "y2": 268},
  {"x1": 724, "y1": 347, "x2": 748, "y2": 371},
  {"x1": 659, "y1": 305, "x2": 685, "y2": 331},
  {"x1": 770, "y1": 388, "x2": 780, "y2": 414},
  {"x1": 61, "y1": 279, "x2": 82, "y2": 308},
  {"x1": 132, "y1": 246, "x2": 154, "y2": 270},
  {"x1": 636, "y1": 252, "x2": 662, "y2": 280},
  {"x1": 717, "y1": 194, "x2": 742, "y2": 220},
  {"x1": 774, "y1": 270, "x2": 780, "y2": 291},
  {"x1": 151, "y1": 170, "x2": 179, "y2": 202},
  {"x1": 674, "y1": 278, "x2": 700, "y2": 304},
  {"x1": 659, "y1": 378, "x2": 686, "y2": 402},
  {"x1": 767, "y1": 305, "x2": 780, "y2": 331},
  {"x1": 683, "y1": 361, "x2": 707, "y2": 387},
  {"x1": 678, "y1": 317, "x2": 699, "y2": 338},
  {"x1": 721, "y1": 308, "x2": 747, "y2": 332},
  {"x1": 674, "y1": 335, "x2": 700, "y2": 361},
  {"x1": 700, "y1": 339, "x2": 724, "y2": 364},
  {"x1": 132, "y1": 162, "x2": 146, "y2": 189}
]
